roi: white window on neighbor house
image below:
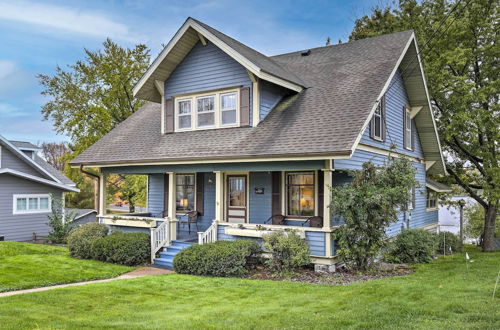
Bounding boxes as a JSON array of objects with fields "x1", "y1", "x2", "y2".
[
  {"x1": 175, "y1": 89, "x2": 239, "y2": 131},
  {"x1": 404, "y1": 106, "x2": 412, "y2": 150},
  {"x1": 13, "y1": 194, "x2": 51, "y2": 215}
]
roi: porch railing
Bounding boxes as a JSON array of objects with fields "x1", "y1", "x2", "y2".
[
  {"x1": 150, "y1": 220, "x2": 170, "y2": 263},
  {"x1": 198, "y1": 220, "x2": 218, "y2": 245}
]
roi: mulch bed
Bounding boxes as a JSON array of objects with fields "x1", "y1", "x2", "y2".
[{"x1": 245, "y1": 263, "x2": 414, "y2": 285}]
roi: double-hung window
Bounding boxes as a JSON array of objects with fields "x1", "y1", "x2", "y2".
[
  {"x1": 175, "y1": 89, "x2": 239, "y2": 131},
  {"x1": 371, "y1": 97, "x2": 384, "y2": 141},
  {"x1": 426, "y1": 189, "x2": 437, "y2": 209},
  {"x1": 13, "y1": 194, "x2": 51, "y2": 214},
  {"x1": 404, "y1": 106, "x2": 412, "y2": 150},
  {"x1": 286, "y1": 172, "x2": 315, "y2": 217},
  {"x1": 176, "y1": 174, "x2": 195, "y2": 212}
]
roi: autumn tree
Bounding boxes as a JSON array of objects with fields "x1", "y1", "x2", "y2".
[{"x1": 350, "y1": 0, "x2": 499, "y2": 251}]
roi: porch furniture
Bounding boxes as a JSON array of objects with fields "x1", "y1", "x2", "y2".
[
  {"x1": 264, "y1": 214, "x2": 286, "y2": 225},
  {"x1": 178, "y1": 210, "x2": 199, "y2": 234},
  {"x1": 301, "y1": 216, "x2": 323, "y2": 228}
]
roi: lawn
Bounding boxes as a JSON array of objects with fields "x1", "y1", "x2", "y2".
[
  {"x1": 0, "y1": 246, "x2": 498, "y2": 329},
  {"x1": 0, "y1": 242, "x2": 133, "y2": 292}
]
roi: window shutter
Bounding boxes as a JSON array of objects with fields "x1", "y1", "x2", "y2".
[
  {"x1": 196, "y1": 173, "x2": 204, "y2": 216},
  {"x1": 402, "y1": 106, "x2": 406, "y2": 149},
  {"x1": 163, "y1": 174, "x2": 169, "y2": 217},
  {"x1": 381, "y1": 95, "x2": 387, "y2": 141},
  {"x1": 412, "y1": 186, "x2": 416, "y2": 209},
  {"x1": 317, "y1": 170, "x2": 324, "y2": 218},
  {"x1": 411, "y1": 120, "x2": 415, "y2": 150},
  {"x1": 240, "y1": 87, "x2": 250, "y2": 126},
  {"x1": 369, "y1": 117, "x2": 375, "y2": 139},
  {"x1": 271, "y1": 171, "x2": 281, "y2": 215},
  {"x1": 165, "y1": 98, "x2": 174, "y2": 133}
]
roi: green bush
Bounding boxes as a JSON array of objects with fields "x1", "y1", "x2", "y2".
[
  {"x1": 91, "y1": 232, "x2": 150, "y2": 266},
  {"x1": 435, "y1": 231, "x2": 462, "y2": 254},
  {"x1": 385, "y1": 229, "x2": 437, "y2": 264},
  {"x1": 173, "y1": 240, "x2": 261, "y2": 277},
  {"x1": 262, "y1": 231, "x2": 311, "y2": 274},
  {"x1": 67, "y1": 223, "x2": 108, "y2": 259}
]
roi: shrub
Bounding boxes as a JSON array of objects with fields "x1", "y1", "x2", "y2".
[
  {"x1": 385, "y1": 229, "x2": 437, "y2": 264},
  {"x1": 173, "y1": 240, "x2": 261, "y2": 277},
  {"x1": 435, "y1": 231, "x2": 462, "y2": 254},
  {"x1": 67, "y1": 223, "x2": 108, "y2": 259},
  {"x1": 46, "y1": 197, "x2": 76, "y2": 244},
  {"x1": 262, "y1": 231, "x2": 310, "y2": 274},
  {"x1": 91, "y1": 232, "x2": 150, "y2": 266}
]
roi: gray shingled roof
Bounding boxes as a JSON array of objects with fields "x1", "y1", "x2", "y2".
[
  {"x1": 71, "y1": 29, "x2": 414, "y2": 166},
  {"x1": 426, "y1": 178, "x2": 452, "y2": 192},
  {"x1": 10, "y1": 141, "x2": 40, "y2": 150}
]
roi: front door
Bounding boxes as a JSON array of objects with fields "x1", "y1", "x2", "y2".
[{"x1": 226, "y1": 175, "x2": 247, "y2": 223}]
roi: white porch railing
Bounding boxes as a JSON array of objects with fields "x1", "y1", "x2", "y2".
[
  {"x1": 198, "y1": 220, "x2": 218, "y2": 245},
  {"x1": 150, "y1": 220, "x2": 171, "y2": 263}
]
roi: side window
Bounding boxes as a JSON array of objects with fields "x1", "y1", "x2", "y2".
[
  {"x1": 177, "y1": 99, "x2": 192, "y2": 130},
  {"x1": 370, "y1": 95, "x2": 385, "y2": 141},
  {"x1": 404, "y1": 106, "x2": 412, "y2": 150}
]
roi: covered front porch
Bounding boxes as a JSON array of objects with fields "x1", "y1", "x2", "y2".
[{"x1": 96, "y1": 159, "x2": 350, "y2": 264}]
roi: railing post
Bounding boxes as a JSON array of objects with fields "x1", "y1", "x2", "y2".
[
  {"x1": 198, "y1": 232, "x2": 203, "y2": 244},
  {"x1": 150, "y1": 228, "x2": 155, "y2": 264}
]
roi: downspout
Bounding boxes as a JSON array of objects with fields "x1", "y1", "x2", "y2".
[{"x1": 79, "y1": 165, "x2": 100, "y2": 212}]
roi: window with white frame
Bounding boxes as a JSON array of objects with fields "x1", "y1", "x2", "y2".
[
  {"x1": 371, "y1": 97, "x2": 384, "y2": 141},
  {"x1": 286, "y1": 172, "x2": 315, "y2": 217},
  {"x1": 426, "y1": 189, "x2": 437, "y2": 209},
  {"x1": 404, "y1": 107, "x2": 412, "y2": 150},
  {"x1": 175, "y1": 89, "x2": 239, "y2": 131},
  {"x1": 176, "y1": 174, "x2": 195, "y2": 212},
  {"x1": 13, "y1": 194, "x2": 51, "y2": 214}
]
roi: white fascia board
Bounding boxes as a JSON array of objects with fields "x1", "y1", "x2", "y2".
[{"x1": 0, "y1": 168, "x2": 80, "y2": 192}]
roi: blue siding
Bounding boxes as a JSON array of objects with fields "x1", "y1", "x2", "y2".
[
  {"x1": 259, "y1": 80, "x2": 289, "y2": 121},
  {"x1": 360, "y1": 69, "x2": 424, "y2": 159},
  {"x1": 249, "y1": 172, "x2": 272, "y2": 224},
  {"x1": 147, "y1": 174, "x2": 164, "y2": 217},
  {"x1": 164, "y1": 41, "x2": 253, "y2": 124}
]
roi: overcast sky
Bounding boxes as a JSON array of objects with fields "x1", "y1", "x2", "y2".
[{"x1": 0, "y1": 0, "x2": 385, "y2": 144}]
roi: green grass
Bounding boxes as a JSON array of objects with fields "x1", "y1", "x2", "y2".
[
  {"x1": 0, "y1": 246, "x2": 498, "y2": 329},
  {"x1": 0, "y1": 242, "x2": 134, "y2": 292}
]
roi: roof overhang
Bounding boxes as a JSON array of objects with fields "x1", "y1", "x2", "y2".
[
  {"x1": 426, "y1": 178, "x2": 452, "y2": 193},
  {"x1": 0, "y1": 168, "x2": 80, "y2": 192},
  {"x1": 133, "y1": 18, "x2": 304, "y2": 103},
  {"x1": 351, "y1": 34, "x2": 447, "y2": 175}
]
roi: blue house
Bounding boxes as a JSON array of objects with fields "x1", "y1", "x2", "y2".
[{"x1": 71, "y1": 18, "x2": 449, "y2": 268}]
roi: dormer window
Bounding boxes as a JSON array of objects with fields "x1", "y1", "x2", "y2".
[{"x1": 175, "y1": 89, "x2": 239, "y2": 132}]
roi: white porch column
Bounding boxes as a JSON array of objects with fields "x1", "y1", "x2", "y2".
[
  {"x1": 322, "y1": 160, "x2": 333, "y2": 231},
  {"x1": 167, "y1": 172, "x2": 177, "y2": 240},
  {"x1": 98, "y1": 172, "x2": 106, "y2": 216},
  {"x1": 214, "y1": 171, "x2": 224, "y2": 221}
]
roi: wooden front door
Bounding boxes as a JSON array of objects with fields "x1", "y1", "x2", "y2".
[{"x1": 226, "y1": 175, "x2": 247, "y2": 223}]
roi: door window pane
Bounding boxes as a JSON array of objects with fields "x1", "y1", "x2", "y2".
[
  {"x1": 16, "y1": 198, "x2": 27, "y2": 211},
  {"x1": 229, "y1": 177, "x2": 245, "y2": 207},
  {"x1": 287, "y1": 172, "x2": 315, "y2": 216}
]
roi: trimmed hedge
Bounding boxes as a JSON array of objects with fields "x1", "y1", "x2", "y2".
[
  {"x1": 262, "y1": 231, "x2": 311, "y2": 273},
  {"x1": 173, "y1": 240, "x2": 261, "y2": 277},
  {"x1": 67, "y1": 223, "x2": 108, "y2": 259},
  {"x1": 385, "y1": 229, "x2": 437, "y2": 264},
  {"x1": 91, "y1": 232, "x2": 150, "y2": 266}
]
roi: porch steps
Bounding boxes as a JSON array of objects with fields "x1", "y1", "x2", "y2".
[{"x1": 153, "y1": 240, "x2": 195, "y2": 269}]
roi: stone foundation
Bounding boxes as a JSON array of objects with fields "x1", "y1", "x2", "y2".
[{"x1": 314, "y1": 264, "x2": 336, "y2": 273}]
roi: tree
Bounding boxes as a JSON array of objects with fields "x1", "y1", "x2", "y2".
[
  {"x1": 349, "y1": 0, "x2": 499, "y2": 251},
  {"x1": 38, "y1": 39, "x2": 151, "y2": 209},
  {"x1": 107, "y1": 174, "x2": 147, "y2": 213},
  {"x1": 464, "y1": 202, "x2": 500, "y2": 242},
  {"x1": 331, "y1": 157, "x2": 418, "y2": 270},
  {"x1": 40, "y1": 142, "x2": 70, "y2": 171}
]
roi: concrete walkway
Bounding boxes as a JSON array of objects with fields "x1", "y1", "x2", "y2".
[{"x1": 0, "y1": 267, "x2": 172, "y2": 298}]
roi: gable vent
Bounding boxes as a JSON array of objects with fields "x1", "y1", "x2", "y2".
[{"x1": 301, "y1": 49, "x2": 311, "y2": 56}]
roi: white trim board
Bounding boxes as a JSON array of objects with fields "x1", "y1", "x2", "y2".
[{"x1": 0, "y1": 168, "x2": 80, "y2": 192}]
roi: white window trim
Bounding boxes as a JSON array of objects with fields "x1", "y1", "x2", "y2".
[
  {"x1": 13, "y1": 194, "x2": 52, "y2": 215},
  {"x1": 174, "y1": 88, "x2": 240, "y2": 132},
  {"x1": 404, "y1": 106, "x2": 413, "y2": 150},
  {"x1": 372, "y1": 102, "x2": 384, "y2": 142}
]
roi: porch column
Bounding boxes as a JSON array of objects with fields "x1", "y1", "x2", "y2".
[
  {"x1": 322, "y1": 160, "x2": 333, "y2": 231},
  {"x1": 167, "y1": 172, "x2": 177, "y2": 240},
  {"x1": 214, "y1": 171, "x2": 224, "y2": 221},
  {"x1": 98, "y1": 172, "x2": 106, "y2": 217}
]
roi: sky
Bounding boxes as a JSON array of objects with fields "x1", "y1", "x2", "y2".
[{"x1": 0, "y1": 0, "x2": 386, "y2": 144}]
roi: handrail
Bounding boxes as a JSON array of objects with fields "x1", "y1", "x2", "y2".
[
  {"x1": 198, "y1": 220, "x2": 218, "y2": 245},
  {"x1": 150, "y1": 220, "x2": 170, "y2": 263}
]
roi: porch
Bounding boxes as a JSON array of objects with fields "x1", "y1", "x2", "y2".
[{"x1": 96, "y1": 160, "x2": 350, "y2": 265}]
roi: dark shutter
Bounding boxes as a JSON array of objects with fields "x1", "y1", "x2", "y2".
[
  {"x1": 369, "y1": 117, "x2": 375, "y2": 139},
  {"x1": 381, "y1": 95, "x2": 387, "y2": 141},
  {"x1": 317, "y1": 170, "x2": 324, "y2": 218},
  {"x1": 163, "y1": 174, "x2": 169, "y2": 217},
  {"x1": 411, "y1": 120, "x2": 415, "y2": 151},
  {"x1": 271, "y1": 171, "x2": 281, "y2": 216},
  {"x1": 196, "y1": 173, "x2": 204, "y2": 216},
  {"x1": 165, "y1": 98, "x2": 174, "y2": 133},
  {"x1": 412, "y1": 186, "x2": 416, "y2": 209},
  {"x1": 240, "y1": 87, "x2": 250, "y2": 126},
  {"x1": 402, "y1": 106, "x2": 407, "y2": 149}
]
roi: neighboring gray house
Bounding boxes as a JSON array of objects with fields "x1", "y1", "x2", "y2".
[
  {"x1": 0, "y1": 135, "x2": 79, "y2": 241},
  {"x1": 67, "y1": 208, "x2": 97, "y2": 226}
]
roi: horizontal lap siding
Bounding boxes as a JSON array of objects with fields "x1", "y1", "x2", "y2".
[
  {"x1": 359, "y1": 69, "x2": 424, "y2": 158},
  {"x1": 194, "y1": 173, "x2": 215, "y2": 232},
  {"x1": 0, "y1": 175, "x2": 63, "y2": 241},
  {"x1": 259, "y1": 80, "x2": 289, "y2": 121},
  {"x1": 249, "y1": 172, "x2": 272, "y2": 224},
  {"x1": 164, "y1": 41, "x2": 253, "y2": 124},
  {"x1": 147, "y1": 174, "x2": 164, "y2": 218},
  {"x1": 1, "y1": 147, "x2": 44, "y2": 178}
]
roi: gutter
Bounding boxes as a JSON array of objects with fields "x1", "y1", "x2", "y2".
[{"x1": 79, "y1": 165, "x2": 101, "y2": 212}]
